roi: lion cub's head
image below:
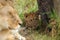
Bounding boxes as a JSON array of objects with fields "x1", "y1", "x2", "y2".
[{"x1": 0, "y1": 5, "x2": 22, "y2": 30}]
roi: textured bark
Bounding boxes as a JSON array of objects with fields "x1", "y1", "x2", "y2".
[
  {"x1": 37, "y1": 0, "x2": 54, "y2": 31},
  {"x1": 37, "y1": 0, "x2": 54, "y2": 13},
  {"x1": 53, "y1": 0, "x2": 60, "y2": 16},
  {"x1": 37, "y1": 0, "x2": 57, "y2": 37}
]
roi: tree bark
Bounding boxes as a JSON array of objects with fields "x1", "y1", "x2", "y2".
[
  {"x1": 53, "y1": 0, "x2": 60, "y2": 16},
  {"x1": 37, "y1": 0, "x2": 54, "y2": 28}
]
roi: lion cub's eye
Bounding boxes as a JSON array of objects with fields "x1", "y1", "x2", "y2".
[
  {"x1": 9, "y1": 12, "x2": 14, "y2": 18},
  {"x1": 5, "y1": 0, "x2": 7, "y2": 1},
  {"x1": 9, "y1": 12, "x2": 11, "y2": 15}
]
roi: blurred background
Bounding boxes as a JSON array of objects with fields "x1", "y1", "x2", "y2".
[{"x1": 14, "y1": 0, "x2": 60, "y2": 40}]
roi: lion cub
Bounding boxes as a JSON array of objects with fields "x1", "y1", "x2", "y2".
[{"x1": 0, "y1": 5, "x2": 26, "y2": 40}]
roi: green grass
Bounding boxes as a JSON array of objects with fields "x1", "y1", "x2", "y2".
[{"x1": 14, "y1": 0, "x2": 38, "y2": 20}]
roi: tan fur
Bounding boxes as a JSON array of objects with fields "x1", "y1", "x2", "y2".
[
  {"x1": 0, "y1": 1, "x2": 26, "y2": 40},
  {"x1": 0, "y1": 0, "x2": 14, "y2": 7},
  {"x1": 0, "y1": 29, "x2": 15, "y2": 40},
  {"x1": 0, "y1": 5, "x2": 23, "y2": 40},
  {"x1": 0, "y1": 5, "x2": 22, "y2": 29}
]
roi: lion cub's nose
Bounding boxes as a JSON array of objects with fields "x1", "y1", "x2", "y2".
[
  {"x1": 18, "y1": 19, "x2": 23, "y2": 26},
  {"x1": 18, "y1": 23, "x2": 22, "y2": 25}
]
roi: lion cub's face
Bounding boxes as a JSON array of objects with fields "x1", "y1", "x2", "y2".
[{"x1": 0, "y1": 5, "x2": 22, "y2": 30}]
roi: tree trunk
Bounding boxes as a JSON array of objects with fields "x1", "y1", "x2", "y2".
[
  {"x1": 53, "y1": 0, "x2": 60, "y2": 16},
  {"x1": 37, "y1": 0, "x2": 54, "y2": 31}
]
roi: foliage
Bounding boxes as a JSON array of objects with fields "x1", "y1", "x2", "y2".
[
  {"x1": 14, "y1": 0, "x2": 59, "y2": 40},
  {"x1": 14, "y1": 0, "x2": 38, "y2": 20}
]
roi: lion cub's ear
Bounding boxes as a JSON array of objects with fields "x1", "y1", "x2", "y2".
[
  {"x1": 0, "y1": 0, "x2": 14, "y2": 7},
  {"x1": 0, "y1": 3, "x2": 3, "y2": 8}
]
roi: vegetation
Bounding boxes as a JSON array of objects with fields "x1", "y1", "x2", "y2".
[
  {"x1": 14, "y1": 0, "x2": 60, "y2": 40},
  {"x1": 14, "y1": 0, "x2": 38, "y2": 20}
]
